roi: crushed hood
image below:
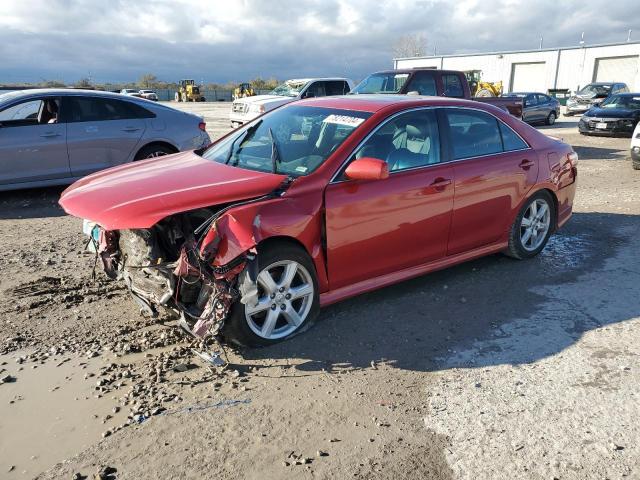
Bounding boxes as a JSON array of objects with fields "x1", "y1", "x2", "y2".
[
  {"x1": 59, "y1": 151, "x2": 286, "y2": 230},
  {"x1": 586, "y1": 107, "x2": 637, "y2": 119}
]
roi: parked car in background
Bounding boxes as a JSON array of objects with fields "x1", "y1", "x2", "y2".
[
  {"x1": 229, "y1": 78, "x2": 354, "y2": 127},
  {"x1": 566, "y1": 82, "x2": 628, "y2": 115},
  {"x1": 502, "y1": 92, "x2": 560, "y2": 125},
  {"x1": 631, "y1": 122, "x2": 640, "y2": 170},
  {"x1": 139, "y1": 89, "x2": 158, "y2": 101},
  {"x1": 60, "y1": 95, "x2": 577, "y2": 347},
  {"x1": 120, "y1": 89, "x2": 142, "y2": 97},
  {"x1": 0, "y1": 89, "x2": 210, "y2": 191},
  {"x1": 349, "y1": 69, "x2": 523, "y2": 118},
  {"x1": 578, "y1": 93, "x2": 640, "y2": 137}
]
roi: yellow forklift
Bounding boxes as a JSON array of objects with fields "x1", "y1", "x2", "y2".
[
  {"x1": 464, "y1": 70, "x2": 503, "y2": 97},
  {"x1": 233, "y1": 82, "x2": 255, "y2": 101},
  {"x1": 175, "y1": 79, "x2": 205, "y2": 102}
]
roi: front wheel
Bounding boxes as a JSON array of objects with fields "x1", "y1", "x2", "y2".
[
  {"x1": 546, "y1": 112, "x2": 556, "y2": 125},
  {"x1": 505, "y1": 191, "x2": 555, "y2": 260},
  {"x1": 223, "y1": 243, "x2": 320, "y2": 347}
]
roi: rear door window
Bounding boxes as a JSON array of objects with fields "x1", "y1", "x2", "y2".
[
  {"x1": 442, "y1": 74, "x2": 464, "y2": 98},
  {"x1": 405, "y1": 71, "x2": 437, "y2": 96},
  {"x1": 443, "y1": 109, "x2": 503, "y2": 159},
  {"x1": 68, "y1": 97, "x2": 153, "y2": 122},
  {"x1": 499, "y1": 122, "x2": 528, "y2": 151}
]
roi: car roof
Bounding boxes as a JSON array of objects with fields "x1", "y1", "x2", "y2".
[
  {"x1": 0, "y1": 88, "x2": 160, "y2": 107},
  {"x1": 286, "y1": 78, "x2": 350, "y2": 83},
  {"x1": 368, "y1": 69, "x2": 460, "y2": 75},
  {"x1": 295, "y1": 94, "x2": 496, "y2": 113}
]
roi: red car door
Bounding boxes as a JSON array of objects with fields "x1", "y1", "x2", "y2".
[
  {"x1": 324, "y1": 109, "x2": 454, "y2": 290},
  {"x1": 442, "y1": 108, "x2": 538, "y2": 255}
]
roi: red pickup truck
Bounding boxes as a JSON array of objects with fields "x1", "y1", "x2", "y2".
[{"x1": 350, "y1": 69, "x2": 523, "y2": 118}]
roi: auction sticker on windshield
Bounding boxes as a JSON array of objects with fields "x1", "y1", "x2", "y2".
[{"x1": 323, "y1": 114, "x2": 366, "y2": 127}]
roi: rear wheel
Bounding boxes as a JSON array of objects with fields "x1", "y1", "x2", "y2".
[
  {"x1": 223, "y1": 243, "x2": 320, "y2": 347},
  {"x1": 505, "y1": 191, "x2": 555, "y2": 260},
  {"x1": 134, "y1": 144, "x2": 176, "y2": 160},
  {"x1": 633, "y1": 157, "x2": 640, "y2": 170},
  {"x1": 546, "y1": 111, "x2": 556, "y2": 125}
]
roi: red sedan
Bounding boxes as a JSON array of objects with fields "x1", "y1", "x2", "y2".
[{"x1": 60, "y1": 96, "x2": 578, "y2": 347}]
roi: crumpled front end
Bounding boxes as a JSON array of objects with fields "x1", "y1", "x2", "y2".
[{"x1": 91, "y1": 202, "x2": 267, "y2": 339}]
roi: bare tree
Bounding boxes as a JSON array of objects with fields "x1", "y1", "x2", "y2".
[
  {"x1": 138, "y1": 74, "x2": 158, "y2": 89},
  {"x1": 74, "y1": 77, "x2": 92, "y2": 88},
  {"x1": 392, "y1": 33, "x2": 428, "y2": 58}
]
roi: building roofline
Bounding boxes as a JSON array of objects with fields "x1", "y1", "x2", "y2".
[{"x1": 393, "y1": 41, "x2": 640, "y2": 62}]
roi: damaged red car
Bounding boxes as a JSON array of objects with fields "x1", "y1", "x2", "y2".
[{"x1": 60, "y1": 96, "x2": 578, "y2": 346}]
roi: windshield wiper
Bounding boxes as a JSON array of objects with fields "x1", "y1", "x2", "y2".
[{"x1": 225, "y1": 120, "x2": 262, "y2": 165}]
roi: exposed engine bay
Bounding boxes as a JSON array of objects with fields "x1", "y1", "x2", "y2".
[{"x1": 91, "y1": 201, "x2": 265, "y2": 339}]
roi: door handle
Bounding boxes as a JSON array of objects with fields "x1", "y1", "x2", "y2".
[
  {"x1": 40, "y1": 132, "x2": 61, "y2": 138},
  {"x1": 519, "y1": 159, "x2": 535, "y2": 170},
  {"x1": 430, "y1": 177, "x2": 452, "y2": 191},
  {"x1": 122, "y1": 127, "x2": 141, "y2": 132}
]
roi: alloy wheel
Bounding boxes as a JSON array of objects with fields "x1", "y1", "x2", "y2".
[
  {"x1": 520, "y1": 198, "x2": 551, "y2": 252},
  {"x1": 145, "y1": 151, "x2": 169, "y2": 159},
  {"x1": 245, "y1": 260, "x2": 314, "y2": 340}
]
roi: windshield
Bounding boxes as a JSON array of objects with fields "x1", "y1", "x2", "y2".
[
  {"x1": 350, "y1": 73, "x2": 409, "y2": 94},
  {"x1": 578, "y1": 84, "x2": 612, "y2": 97},
  {"x1": 270, "y1": 80, "x2": 309, "y2": 97},
  {"x1": 200, "y1": 105, "x2": 371, "y2": 176},
  {"x1": 600, "y1": 95, "x2": 640, "y2": 110}
]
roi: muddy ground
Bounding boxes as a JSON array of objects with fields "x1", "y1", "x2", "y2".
[{"x1": 1, "y1": 104, "x2": 639, "y2": 480}]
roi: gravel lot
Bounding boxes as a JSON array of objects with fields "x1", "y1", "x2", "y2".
[{"x1": 0, "y1": 102, "x2": 638, "y2": 480}]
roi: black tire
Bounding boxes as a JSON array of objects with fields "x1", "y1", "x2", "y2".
[
  {"x1": 505, "y1": 190, "x2": 556, "y2": 260},
  {"x1": 134, "y1": 144, "x2": 176, "y2": 160},
  {"x1": 633, "y1": 158, "x2": 640, "y2": 170},
  {"x1": 546, "y1": 111, "x2": 556, "y2": 125},
  {"x1": 223, "y1": 243, "x2": 320, "y2": 347}
]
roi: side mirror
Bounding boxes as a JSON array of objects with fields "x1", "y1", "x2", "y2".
[{"x1": 344, "y1": 157, "x2": 389, "y2": 181}]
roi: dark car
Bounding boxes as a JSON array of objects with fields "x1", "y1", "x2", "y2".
[
  {"x1": 566, "y1": 82, "x2": 629, "y2": 115},
  {"x1": 349, "y1": 69, "x2": 523, "y2": 118},
  {"x1": 578, "y1": 93, "x2": 640, "y2": 137},
  {"x1": 503, "y1": 92, "x2": 560, "y2": 125}
]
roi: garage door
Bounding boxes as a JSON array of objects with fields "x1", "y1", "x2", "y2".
[
  {"x1": 510, "y1": 62, "x2": 546, "y2": 92},
  {"x1": 593, "y1": 56, "x2": 639, "y2": 87}
]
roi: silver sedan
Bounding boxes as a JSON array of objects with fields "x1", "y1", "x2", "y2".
[{"x1": 0, "y1": 89, "x2": 211, "y2": 191}]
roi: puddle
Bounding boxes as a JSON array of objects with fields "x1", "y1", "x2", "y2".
[
  {"x1": 540, "y1": 233, "x2": 594, "y2": 269},
  {"x1": 0, "y1": 351, "x2": 127, "y2": 477}
]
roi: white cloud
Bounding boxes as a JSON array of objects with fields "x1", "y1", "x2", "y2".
[{"x1": 0, "y1": 0, "x2": 638, "y2": 83}]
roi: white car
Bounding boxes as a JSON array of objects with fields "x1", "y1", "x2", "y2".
[
  {"x1": 229, "y1": 77, "x2": 354, "y2": 127},
  {"x1": 139, "y1": 89, "x2": 158, "y2": 101},
  {"x1": 631, "y1": 122, "x2": 640, "y2": 170},
  {"x1": 120, "y1": 89, "x2": 142, "y2": 97}
]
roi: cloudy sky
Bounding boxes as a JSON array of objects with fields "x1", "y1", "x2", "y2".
[{"x1": 1, "y1": 0, "x2": 639, "y2": 85}]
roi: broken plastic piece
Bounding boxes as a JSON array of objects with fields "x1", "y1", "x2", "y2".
[{"x1": 192, "y1": 349, "x2": 226, "y2": 367}]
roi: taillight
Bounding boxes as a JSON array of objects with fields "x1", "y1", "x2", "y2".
[
  {"x1": 198, "y1": 122, "x2": 206, "y2": 132},
  {"x1": 568, "y1": 151, "x2": 578, "y2": 166}
]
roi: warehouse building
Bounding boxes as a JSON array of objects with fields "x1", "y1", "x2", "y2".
[{"x1": 394, "y1": 41, "x2": 640, "y2": 93}]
